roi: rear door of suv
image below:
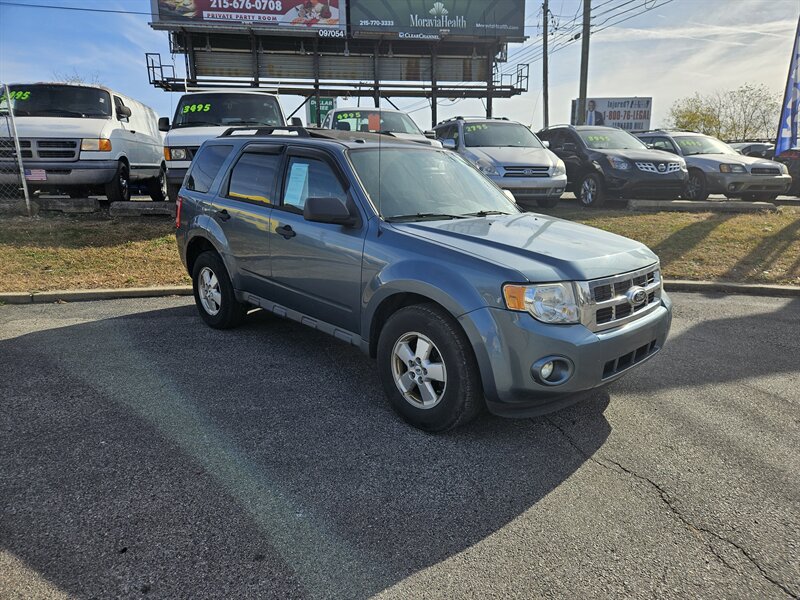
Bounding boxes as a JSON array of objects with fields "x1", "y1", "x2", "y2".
[{"x1": 265, "y1": 145, "x2": 365, "y2": 333}]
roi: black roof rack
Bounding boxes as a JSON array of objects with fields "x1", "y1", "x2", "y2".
[
  {"x1": 220, "y1": 125, "x2": 314, "y2": 137},
  {"x1": 218, "y1": 125, "x2": 418, "y2": 145}
]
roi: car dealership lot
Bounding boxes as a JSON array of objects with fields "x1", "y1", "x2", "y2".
[{"x1": 1, "y1": 294, "x2": 797, "y2": 599}]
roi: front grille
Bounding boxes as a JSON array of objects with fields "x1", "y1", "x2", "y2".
[
  {"x1": 635, "y1": 161, "x2": 682, "y2": 174},
  {"x1": 602, "y1": 340, "x2": 658, "y2": 379},
  {"x1": 504, "y1": 165, "x2": 550, "y2": 178},
  {"x1": 751, "y1": 167, "x2": 780, "y2": 175},
  {"x1": 38, "y1": 150, "x2": 74, "y2": 158},
  {"x1": 577, "y1": 265, "x2": 662, "y2": 332},
  {"x1": 8, "y1": 138, "x2": 81, "y2": 162}
]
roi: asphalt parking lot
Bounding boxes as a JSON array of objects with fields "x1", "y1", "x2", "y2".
[{"x1": 1, "y1": 293, "x2": 798, "y2": 599}]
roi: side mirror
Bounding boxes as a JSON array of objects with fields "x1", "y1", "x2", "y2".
[
  {"x1": 646, "y1": 143, "x2": 655, "y2": 149},
  {"x1": 561, "y1": 142, "x2": 577, "y2": 153},
  {"x1": 542, "y1": 140, "x2": 550, "y2": 149},
  {"x1": 503, "y1": 189, "x2": 516, "y2": 203},
  {"x1": 303, "y1": 196, "x2": 357, "y2": 227},
  {"x1": 158, "y1": 117, "x2": 170, "y2": 132},
  {"x1": 117, "y1": 105, "x2": 132, "y2": 120},
  {"x1": 290, "y1": 117, "x2": 303, "y2": 127},
  {"x1": 442, "y1": 139, "x2": 457, "y2": 150},
  {"x1": 424, "y1": 130, "x2": 436, "y2": 139}
]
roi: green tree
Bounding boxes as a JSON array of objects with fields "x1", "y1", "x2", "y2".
[{"x1": 666, "y1": 83, "x2": 781, "y2": 141}]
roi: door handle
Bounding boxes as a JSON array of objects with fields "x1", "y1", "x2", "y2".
[
  {"x1": 215, "y1": 209, "x2": 231, "y2": 222},
  {"x1": 275, "y1": 224, "x2": 296, "y2": 239},
  {"x1": 129, "y1": 130, "x2": 136, "y2": 134}
]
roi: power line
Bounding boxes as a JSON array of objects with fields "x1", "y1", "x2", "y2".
[{"x1": 0, "y1": 1, "x2": 151, "y2": 16}]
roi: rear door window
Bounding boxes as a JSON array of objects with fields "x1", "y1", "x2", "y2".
[
  {"x1": 186, "y1": 144, "x2": 233, "y2": 193},
  {"x1": 227, "y1": 149, "x2": 281, "y2": 205}
]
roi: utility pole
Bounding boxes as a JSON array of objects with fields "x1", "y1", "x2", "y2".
[
  {"x1": 542, "y1": 0, "x2": 549, "y2": 128},
  {"x1": 577, "y1": 0, "x2": 591, "y2": 125}
]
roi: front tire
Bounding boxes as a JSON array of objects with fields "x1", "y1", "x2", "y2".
[
  {"x1": 377, "y1": 304, "x2": 483, "y2": 432},
  {"x1": 578, "y1": 173, "x2": 606, "y2": 208},
  {"x1": 104, "y1": 161, "x2": 131, "y2": 203},
  {"x1": 192, "y1": 251, "x2": 246, "y2": 329},
  {"x1": 684, "y1": 169, "x2": 708, "y2": 201},
  {"x1": 147, "y1": 166, "x2": 168, "y2": 202}
]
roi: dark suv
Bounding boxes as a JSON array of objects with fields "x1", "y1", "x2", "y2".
[
  {"x1": 537, "y1": 125, "x2": 688, "y2": 207},
  {"x1": 176, "y1": 127, "x2": 672, "y2": 431}
]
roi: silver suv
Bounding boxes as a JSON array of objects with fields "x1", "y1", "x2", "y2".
[
  {"x1": 636, "y1": 130, "x2": 791, "y2": 201},
  {"x1": 433, "y1": 117, "x2": 567, "y2": 208}
]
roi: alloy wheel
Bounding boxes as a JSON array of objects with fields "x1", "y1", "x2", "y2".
[
  {"x1": 581, "y1": 178, "x2": 596, "y2": 205},
  {"x1": 390, "y1": 332, "x2": 447, "y2": 409},
  {"x1": 198, "y1": 267, "x2": 222, "y2": 316}
]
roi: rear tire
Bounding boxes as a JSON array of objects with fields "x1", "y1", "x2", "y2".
[
  {"x1": 147, "y1": 166, "x2": 168, "y2": 202},
  {"x1": 377, "y1": 304, "x2": 483, "y2": 432},
  {"x1": 684, "y1": 169, "x2": 709, "y2": 201},
  {"x1": 535, "y1": 196, "x2": 560, "y2": 208},
  {"x1": 578, "y1": 173, "x2": 606, "y2": 208},
  {"x1": 192, "y1": 251, "x2": 246, "y2": 329},
  {"x1": 104, "y1": 161, "x2": 130, "y2": 203}
]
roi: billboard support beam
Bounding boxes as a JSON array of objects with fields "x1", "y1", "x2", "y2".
[
  {"x1": 373, "y1": 42, "x2": 381, "y2": 108},
  {"x1": 250, "y1": 33, "x2": 259, "y2": 88},
  {"x1": 486, "y1": 45, "x2": 495, "y2": 118},
  {"x1": 431, "y1": 46, "x2": 438, "y2": 127},
  {"x1": 313, "y1": 39, "x2": 322, "y2": 126}
]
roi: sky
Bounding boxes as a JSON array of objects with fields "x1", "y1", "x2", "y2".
[{"x1": 0, "y1": 0, "x2": 798, "y2": 131}]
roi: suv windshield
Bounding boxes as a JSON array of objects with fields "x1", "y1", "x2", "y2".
[
  {"x1": 464, "y1": 122, "x2": 543, "y2": 148},
  {"x1": 349, "y1": 147, "x2": 519, "y2": 221},
  {"x1": 674, "y1": 135, "x2": 737, "y2": 156},
  {"x1": 332, "y1": 110, "x2": 421, "y2": 134},
  {"x1": 172, "y1": 93, "x2": 284, "y2": 128},
  {"x1": 0, "y1": 84, "x2": 111, "y2": 118},
  {"x1": 578, "y1": 129, "x2": 646, "y2": 150}
]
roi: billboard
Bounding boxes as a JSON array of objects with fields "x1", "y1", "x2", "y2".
[
  {"x1": 306, "y1": 96, "x2": 336, "y2": 125},
  {"x1": 571, "y1": 97, "x2": 653, "y2": 131},
  {"x1": 350, "y1": 0, "x2": 526, "y2": 41},
  {"x1": 151, "y1": 0, "x2": 345, "y2": 28}
]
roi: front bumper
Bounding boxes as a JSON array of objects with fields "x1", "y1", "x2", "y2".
[
  {"x1": 0, "y1": 159, "x2": 117, "y2": 186},
  {"x1": 705, "y1": 172, "x2": 792, "y2": 196},
  {"x1": 459, "y1": 292, "x2": 673, "y2": 418},
  {"x1": 603, "y1": 168, "x2": 688, "y2": 198},
  {"x1": 166, "y1": 166, "x2": 189, "y2": 186},
  {"x1": 491, "y1": 174, "x2": 568, "y2": 199}
]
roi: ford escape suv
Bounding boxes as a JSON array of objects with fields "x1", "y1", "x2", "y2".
[{"x1": 176, "y1": 126, "x2": 672, "y2": 431}]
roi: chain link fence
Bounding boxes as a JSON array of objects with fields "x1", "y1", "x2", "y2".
[{"x1": 1, "y1": 83, "x2": 32, "y2": 215}]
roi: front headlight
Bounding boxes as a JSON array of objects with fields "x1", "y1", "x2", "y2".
[
  {"x1": 719, "y1": 163, "x2": 746, "y2": 173},
  {"x1": 608, "y1": 155, "x2": 631, "y2": 170},
  {"x1": 81, "y1": 138, "x2": 112, "y2": 152},
  {"x1": 779, "y1": 162, "x2": 789, "y2": 174},
  {"x1": 475, "y1": 158, "x2": 498, "y2": 175},
  {"x1": 503, "y1": 282, "x2": 580, "y2": 324},
  {"x1": 679, "y1": 160, "x2": 688, "y2": 171},
  {"x1": 168, "y1": 147, "x2": 187, "y2": 161},
  {"x1": 553, "y1": 159, "x2": 567, "y2": 177}
]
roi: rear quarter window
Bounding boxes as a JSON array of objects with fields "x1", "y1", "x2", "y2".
[{"x1": 186, "y1": 144, "x2": 233, "y2": 193}]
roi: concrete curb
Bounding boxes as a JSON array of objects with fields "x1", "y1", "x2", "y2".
[{"x1": 2, "y1": 281, "x2": 799, "y2": 305}]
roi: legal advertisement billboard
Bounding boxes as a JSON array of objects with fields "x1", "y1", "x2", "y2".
[
  {"x1": 570, "y1": 97, "x2": 653, "y2": 131},
  {"x1": 151, "y1": 0, "x2": 345, "y2": 29},
  {"x1": 350, "y1": 0, "x2": 526, "y2": 41}
]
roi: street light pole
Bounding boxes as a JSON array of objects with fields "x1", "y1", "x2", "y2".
[
  {"x1": 543, "y1": 0, "x2": 549, "y2": 128},
  {"x1": 577, "y1": 0, "x2": 591, "y2": 125}
]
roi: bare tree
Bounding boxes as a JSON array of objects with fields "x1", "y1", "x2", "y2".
[
  {"x1": 666, "y1": 83, "x2": 781, "y2": 141},
  {"x1": 50, "y1": 68, "x2": 103, "y2": 86}
]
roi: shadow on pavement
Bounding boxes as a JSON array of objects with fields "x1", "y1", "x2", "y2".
[{"x1": 1, "y1": 305, "x2": 611, "y2": 599}]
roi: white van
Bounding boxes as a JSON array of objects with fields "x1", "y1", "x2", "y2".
[
  {"x1": 159, "y1": 90, "x2": 292, "y2": 201},
  {"x1": 0, "y1": 83, "x2": 166, "y2": 201}
]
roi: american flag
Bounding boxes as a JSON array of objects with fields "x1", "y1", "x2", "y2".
[{"x1": 24, "y1": 169, "x2": 46, "y2": 181}]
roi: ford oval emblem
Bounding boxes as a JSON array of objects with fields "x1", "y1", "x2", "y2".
[{"x1": 626, "y1": 286, "x2": 648, "y2": 307}]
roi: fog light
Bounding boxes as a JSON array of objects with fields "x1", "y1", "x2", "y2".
[{"x1": 540, "y1": 361, "x2": 554, "y2": 380}]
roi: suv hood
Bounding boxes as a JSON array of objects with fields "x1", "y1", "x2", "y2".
[
  {"x1": 685, "y1": 153, "x2": 783, "y2": 169},
  {"x1": 393, "y1": 212, "x2": 658, "y2": 281},
  {"x1": 593, "y1": 147, "x2": 679, "y2": 162},
  {"x1": 388, "y1": 132, "x2": 442, "y2": 147},
  {"x1": 466, "y1": 146, "x2": 557, "y2": 167},
  {"x1": 1, "y1": 116, "x2": 111, "y2": 138}
]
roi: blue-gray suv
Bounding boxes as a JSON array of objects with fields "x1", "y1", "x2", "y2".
[{"x1": 176, "y1": 126, "x2": 672, "y2": 431}]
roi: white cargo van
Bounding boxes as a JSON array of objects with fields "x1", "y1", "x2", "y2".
[
  {"x1": 0, "y1": 83, "x2": 166, "y2": 201},
  {"x1": 159, "y1": 89, "x2": 293, "y2": 201}
]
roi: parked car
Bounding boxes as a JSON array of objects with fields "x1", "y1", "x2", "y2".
[
  {"x1": 537, "y1": 125, "x2": 688, "y2": 207},
  {"x1": 774, "y1": 147, "x2": 800, "y2": 197},
  {"x1": 635, "y1": 130, "x2": 791, "y2": 201},
  {"x1": 159, "y1": 90, "x2": 291, "y2": 201},
  {"x1": 0, "y1": 82, "x2": 166, "y2": 201},
  {"x1": 175, "y1": 127, "x2": 672, "y2": 431},
  {"x1": 321, "y1": 107, "x2": 441, "y2": 148},
  {"x1": 433, "y1": 117, "x2": 566, "y2": 208},
  {"x1": 729, "y1": 141, "x2": 775, "y2": 159}
]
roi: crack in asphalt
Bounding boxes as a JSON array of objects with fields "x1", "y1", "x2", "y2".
[{"x1": 544, "y1": 417, "x2": 797, "y2": 599}]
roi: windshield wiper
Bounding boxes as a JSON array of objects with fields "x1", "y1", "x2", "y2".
[
  {"x1": 173, "y1": 121, "x2": 219, "y2": 128},
  {"x1": 31, "y1": 109, "x2": 87, "y2": 117},
  {"x1": 384, "y1": 212, "x2": 467, "y2": 222},
  {"x1": 461, "y1": 210, "x2": 512, "y2": 217}
]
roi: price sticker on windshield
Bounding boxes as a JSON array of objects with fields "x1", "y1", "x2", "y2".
[
  {"x1": 677, "y1": 139, "x2": 701, "y2": 147},
  {"x1": 586, "y1": 135, "x2": 610, "y2": 142},
  {"x1": 337, "y1": 112, "x2": 361, "y2": 120},
  {"x1": 182, "y1": 103, "x2": 211, "y2": 114},
  {"x1": 2, "y1": 90, "x2": 31, "y2": 101},
  {"x1": 465, "y1": 124, "x2": 488, "y2": 132}
]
